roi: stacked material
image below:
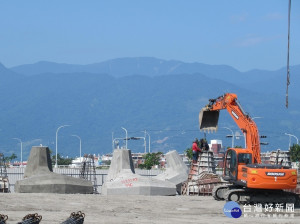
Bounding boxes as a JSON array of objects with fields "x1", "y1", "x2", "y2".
[
  {"x1": 269, "y1": 149, "x2": 292, "y2": 167},
  {"x1": 197, "y1": 151, "x2": 216, "y2": 173},
  {"x1": 182, "y1": 151, "x2": 225, "y2": 195}
]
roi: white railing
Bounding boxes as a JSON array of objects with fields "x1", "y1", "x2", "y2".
[{"x1": 5, "y1": 167, "x2": 164, "y2": 193}]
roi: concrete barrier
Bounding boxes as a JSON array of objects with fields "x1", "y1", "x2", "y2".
[
  {"x1": 15, "y1": 146, "x2": 93, "y2": 194},
  {"x1": 102, "y1": 149, "x2": 176, "y2": 196},
  {"x1": 154, "y1": 150, "x2": 189, "y2": 194}
]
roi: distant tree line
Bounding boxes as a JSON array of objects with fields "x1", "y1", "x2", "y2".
[{"x1": 51, "y1": 153, "x2": 73, "y2": 166}]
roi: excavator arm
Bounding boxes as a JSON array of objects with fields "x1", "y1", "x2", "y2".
[{"x1": 199, "y1": 93, "x2": 261, "y2": 163}]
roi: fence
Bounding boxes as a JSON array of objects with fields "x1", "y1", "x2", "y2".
[{"x1": 6, "y1": 167, "x2": 164, "y2": 193}]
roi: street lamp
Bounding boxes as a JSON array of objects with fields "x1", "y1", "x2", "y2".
[
  {"x1": 127, "y1": 136, "x2": 146, "y2": 153},
  {"x1": 113, "y1": 138, "x2": 122, "y2": 149},
  {"x1": 121, "y1": 127, "x2": 128, "y2": 149},
  {"x1": 55, "y1": 124, "x2": 70, "y2": 168},
  {"x1": 285, "y1": 133, "x2": 299, "y2": 149},
  {"x1": 144, "y1": 130, "x2": 151, "y2": 153},
  {"x1": 113, "y1": 137, "x2": 129, "y2": 149},
  {"x1": 222, "y1": 127, "x2": 234, "y2": 148},
  {"x1": 12, "y1": 138, "x2": 22, "y2": 167},
  {"x1": 71, "y1": 135, "x2": 82, "y2": 161}
]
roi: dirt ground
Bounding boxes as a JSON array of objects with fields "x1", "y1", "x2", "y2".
[{"x1": 0, "y1": 193, "x2": 299, "y2": 224}]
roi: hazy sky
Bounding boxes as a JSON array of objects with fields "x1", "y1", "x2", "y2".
[{"x1": 0, "y1": 0, "x2": 299, "y2": 71}]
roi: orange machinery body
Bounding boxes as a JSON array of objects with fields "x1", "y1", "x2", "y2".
[
  {"x1": 228, "y1": 148, "x2": 297, "y2": 190},
  {"x1": 201, "y1": 93, "x2": 297, "y2": 191}
]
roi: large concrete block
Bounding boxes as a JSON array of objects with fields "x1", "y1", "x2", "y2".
[
  {"x1": 102, "y1": 172, "x2": 176, "y2": 196},
  {"x1": 154, "y1": 150, "x2": 189, "y2": 193},
  {"x1": 102, "y1": 149, "x2": 176, "y2": 196},
  {"x1": 15, "y1": 173, "x2": 93, "y2": 193},
  {"x1": 106, "y1": 149, "x2": 135, "y2": 181},
  {"x1": 24, "y1": 146, "x2": 53, "y2": 178},
  {"x1": 15, "y1": 146, "x2": 93, "y2": 194}
]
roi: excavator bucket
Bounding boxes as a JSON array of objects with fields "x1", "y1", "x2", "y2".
[{"x1": 199, "y1": 107, "x2": 219, "y2": 132}]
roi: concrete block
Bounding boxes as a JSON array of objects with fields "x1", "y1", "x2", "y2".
[
  {"x1": 102, "y1": 172, "x2": 176, "y2": 196},
  {"x1": 15, "y1": 146, "x2": 93, "y2": 194},
  {"x1": 106, "y1": 149, "x2": 135, "y2": 181},
  {"x1": 102, "y1": 149, "x2": 176, "y2": 196},
  {"x1": 15, "y1": 173, "x2": 93, "y2": 193},
  {"x1": 24, "y1": 146, "x2": 53, "y2": 178},
  {"x1": 154, "y1": 150, "x2": 189, "y2": 193}
]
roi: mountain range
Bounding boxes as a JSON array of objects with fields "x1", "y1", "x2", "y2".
[{"x1": 0, "y1": 57, "x2": 299, "y2": 160}]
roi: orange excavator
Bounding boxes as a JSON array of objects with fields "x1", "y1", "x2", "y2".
[{"x1": 199, "y1": 93, "x2": 298, "y2": 203}]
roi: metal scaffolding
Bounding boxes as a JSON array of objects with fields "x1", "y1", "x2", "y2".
[
  {"x1": 79, "y1": 154, "x2": 98, "y2": 194},
  {"x1": 0, "y1": 153, "x2": 10, "y2": 193}
]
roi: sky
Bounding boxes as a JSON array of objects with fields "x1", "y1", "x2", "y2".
[{"x1": 0, "y1": 0, "x2": 299, "y2": 72}]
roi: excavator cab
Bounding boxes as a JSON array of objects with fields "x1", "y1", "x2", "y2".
[
  {"x1": 224, "y1": 148, "x2": 254, "y2": 182},
  {"x1": 224, "y1": 149, "x2": 237, "y2": 181}
]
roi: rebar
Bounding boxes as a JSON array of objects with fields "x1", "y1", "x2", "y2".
[{"x1": 61, "y1": 211, "x2": 85, "y2": 224}]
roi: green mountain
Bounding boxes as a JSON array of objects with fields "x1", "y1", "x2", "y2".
[{"x1": 1, "y1": 58, "x2": 299, "y2": 160}]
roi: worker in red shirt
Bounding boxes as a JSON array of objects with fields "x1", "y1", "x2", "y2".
[{"x1": 192, "y1": 138, "x2": 201, "y2": 164}]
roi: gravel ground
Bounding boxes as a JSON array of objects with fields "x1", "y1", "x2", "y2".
[{"x1": 0, "y1": 193, "x2": 299, "y2": 224}]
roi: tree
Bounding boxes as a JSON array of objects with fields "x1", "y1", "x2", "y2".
[
  {"x1": 290, "y1": 144, "x2": 300, "y2": 162},
  {"x1": 4, "y1": 153, "x2": 17, "y2": 163},
  {"x1": 139, "y1": 152, "x2": 163, "y2": 170},
  {"x1": 184, "y1": 147, "x2": 193, "y2": 161}
]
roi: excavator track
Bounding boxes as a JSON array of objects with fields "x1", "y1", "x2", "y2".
[
  {"x1": 221, "y1": 185, "x2": 299, "y2": 205},
  {"x1": 212, "y1": 184, "x2": 229, "y2": 201},
  {"x1": 224, "y1": 188, "x2": 246, "y2": 202},
  {"x1": 245, "y1": 189, "x2": 298, "y2": 205}
]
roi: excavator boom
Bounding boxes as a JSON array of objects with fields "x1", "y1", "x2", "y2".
[{"x1": 199, "y1": 93, "x2": 261, "y2": 163}]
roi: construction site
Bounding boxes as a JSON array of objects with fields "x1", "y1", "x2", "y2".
[
  {"x1": 0, "y1": 146, "x2": 299, "y2": 223},
  {"x1": 1, "y1": 93, "x2": 300, "y2": 223}
]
